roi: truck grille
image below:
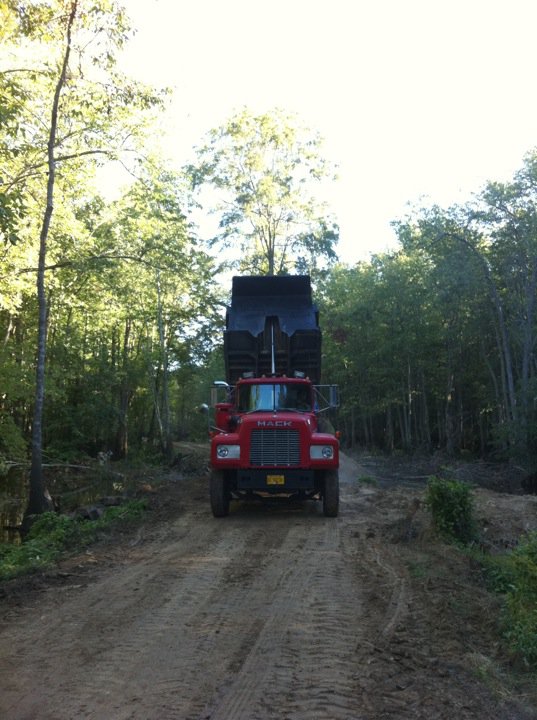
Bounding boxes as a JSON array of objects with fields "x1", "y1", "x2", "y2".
[{"x1": 250, "y1": 429, "x2": 301, "y2": 466}]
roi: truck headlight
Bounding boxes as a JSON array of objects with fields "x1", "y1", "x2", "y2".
[
  {"x1": 310, "y1": 445, "x2": 334, "y2": 460},
  {"x1": 216, "y1": 444, "x2": 240, "y2": 459}
]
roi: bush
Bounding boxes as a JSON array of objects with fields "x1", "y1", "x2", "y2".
[
  {"x1": 425, "y1": 476, "x2": 477, "y2": 544},
  {"x1": 503, "y1": 534, "x2": 537, "y2": 667},
  {"x1": 0, "y1": 412, "x2": 27, "y2": 461},
  {"x1": 0, "y1": 500, "x2": 148, "y2": 580},
  {"x1": 358, "y1": 475, "x2": 378, "y2": 486},
  {"x1": 478, "y1": 532, "x2": 537, "y2": 669}
]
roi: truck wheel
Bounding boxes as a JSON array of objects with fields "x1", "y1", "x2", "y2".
[
  {"x1": 323, "y1": 470, "x2": 339, "y2": 517},
  {"x1": 210, "y1": 470, "x2": 229, "y2": 517}
]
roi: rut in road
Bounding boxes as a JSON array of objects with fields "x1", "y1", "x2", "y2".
[{"x1": 205, "y1": 519, "x2": 363, "y2": 720}]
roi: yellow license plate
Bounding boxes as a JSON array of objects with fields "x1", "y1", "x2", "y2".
[{"x1": 267, "y1": 474, "x2": 285, "y2": 486}]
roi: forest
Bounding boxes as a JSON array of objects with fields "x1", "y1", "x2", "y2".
[{"x1": 1, "y1": 0, "x2": 537, "y2": 522}]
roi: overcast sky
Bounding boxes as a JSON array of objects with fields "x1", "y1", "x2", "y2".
[{"x1": 119, "y1": 0, "x2": 537, "y2": 264}]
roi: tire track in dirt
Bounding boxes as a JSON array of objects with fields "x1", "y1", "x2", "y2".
[
  {"x1": 206, "y1": 519, "x2": 364, "y2": 720},
  {"x1": 0, "y1": 518, "x2": 276, "y2": 719},
  {"x1": 371, "y1": 547, "x2": 409, "y2": 641},
  {"x1": 71, "y1": 520, "x2": 300, "y2": 720}
]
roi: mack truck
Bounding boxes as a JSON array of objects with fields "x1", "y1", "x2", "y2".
[{"x1": 208, "y1": 275, "x2": 340, "y2": 518}]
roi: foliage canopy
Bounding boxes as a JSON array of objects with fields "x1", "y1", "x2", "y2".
[{"x1": 188, "y1": 107, "x2": 339, "y2": 277}]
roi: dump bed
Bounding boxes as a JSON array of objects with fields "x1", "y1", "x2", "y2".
[{"x1": 224, "y1": 275, "x2": 322, "y2": 384}]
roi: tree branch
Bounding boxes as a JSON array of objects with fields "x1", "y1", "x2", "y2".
[{"x1": 7, "y1": 253, "x2": 167, "y2": 279}]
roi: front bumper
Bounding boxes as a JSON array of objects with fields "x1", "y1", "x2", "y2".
[{"x1": 236, "y1": 468, "x2": 315, "y2": 493}]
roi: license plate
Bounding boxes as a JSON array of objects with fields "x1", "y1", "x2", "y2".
[{"x1": 267, "y1": 474, "x2": 285, "y2": 486}]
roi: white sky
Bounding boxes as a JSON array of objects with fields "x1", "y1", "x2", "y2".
[{"x1": 118, "y1": 0, "x2": 537, "y2": 265}]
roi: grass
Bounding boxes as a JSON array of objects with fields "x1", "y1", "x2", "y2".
[
  {"x1": 358, "y1": 475, "x2": 378, "y2": 486},
  {"x1": 423, "y1": 475, "x2": 537, "y2": 670},
  {"x1": 406, "y1": 559, "x2": 430, "y2": 579},
  {"x1": 475, "y1": 533, "x2": 537, "y2": 670},
  {"x1": 0, "y1": 500, "x2": 147, "y2": 581}
]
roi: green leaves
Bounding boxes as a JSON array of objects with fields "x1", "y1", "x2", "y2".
[
  {"x1": 425, "y1": 476, "x2": 477, "y2": 545},
  {"x1": 0, "y1": 500, "x2": 148, "y2": 580},
  {"x1": 0, "y1": 189, "x2": 25, "y2": 244},
  {"x1": 394, "y1": 151, "x2": 537, "y2": 459},
  {"x1": 188, "y1": 107, "x2": 339, "y2": 276},
  {"x1": 0, "y1": 1, "x2": 221, "y2": 467}
]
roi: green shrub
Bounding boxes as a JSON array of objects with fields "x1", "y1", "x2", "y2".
[
  {"x1": 475, "y1": 532, "x2": 537, "y2": 669},
  {"x1": 0, "y1": 412, "x2": 27, "y2": 461},
  {"x1": 503, "y1": 534, "x2": 537, "y2": 667},
  {"x1": 425, "y1": 476, "x2": 477, "y2": 544},
  {"x1": 99, "y1": 500, "x2": 147, "y2": 522},
  {"x1": 0, "y1": 500, "x2": 148, "y2": 580},
  {"x1": 358, "y1": 475, "x2": 378, "y2": 486},
  {"x1": 27, "y1": 512, "x2": 84, "y2": 546}
]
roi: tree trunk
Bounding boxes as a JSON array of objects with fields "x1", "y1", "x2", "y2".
[
  {"x1": 361, "y1": 411, "x2": 370, "y2": 446},
  {"x1": 519, "y1": 259, "x2": 537, "y2": 454},
  {"x1": 114, "y1": 318, "x2": 132, "y2": 459},
  {"x1": 455, "y1": 234, "x2": 517, "y2": 426},
  {"x1": 400, "y1": 380, "x2": 412, "y2": 451},
  {"x1": 2, "y1": 313, "x2": 14, "y2": 348},
  {"x1": 385, "y1": 403, "x2": 394, "y2": 452},
  {"x1": 156, "y1": 270, "x2": 172, "y2": 459},
  {"x1": 396, "y1": 404, "x2": 406, "y2": 450},
  {"x1": 445, "y1": 372, "x2": 455, "y2": 457},
  {"x1": 419, "y1": 369, "x2": 431, "y2": 450},
  {"x1": 25, "y1": 1, "x2": 78, "y2": 523}
]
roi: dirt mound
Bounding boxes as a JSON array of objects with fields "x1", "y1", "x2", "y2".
[
  {"x1": 171, "y1": 440, "x2": 210, "y2": 477},
  {"x1": 355, "y1": 451, "x2": 529, "y2": 494}
]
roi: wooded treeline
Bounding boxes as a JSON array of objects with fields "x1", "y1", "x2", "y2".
[
  {"x1": 2, "y1": 0, "x2": 536, "y2": 487},
  {"x1": 320, "y1": 152, "x2": 537, "y2": 467},
  {"x1": 1, "y1": 167, "x2": 222, "y2": 461},
  {"x1": 0, "y1": 0, "x2": 223, "y2": 473},
  {"x1": 1, "y1": 0, "x2": 339, "y2": 489}
]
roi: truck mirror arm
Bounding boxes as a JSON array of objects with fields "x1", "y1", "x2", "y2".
[{"x1": 210, "y1": 425, "x2": 229, "y2": 433}]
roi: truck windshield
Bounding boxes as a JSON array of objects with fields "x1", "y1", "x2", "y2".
[{"x1": 237, "y1": 384, "x2": 312, "y2": 413}]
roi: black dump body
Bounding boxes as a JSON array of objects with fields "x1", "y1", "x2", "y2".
[{"x1": 224, "y1": 275, "x2": 322, "y2": 384}]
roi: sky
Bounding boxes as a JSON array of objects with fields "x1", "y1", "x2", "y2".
[{"x1": 117, "y1": 0, "x2": 537, "y2": 265}]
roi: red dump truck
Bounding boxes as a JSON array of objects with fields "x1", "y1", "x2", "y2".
[{"x1": 207, "y1": 275, "x2": 340, "y2": 517}]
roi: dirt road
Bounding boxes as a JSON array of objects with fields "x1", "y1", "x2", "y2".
[{"x1": 0, "y1": 453, "x2": 534, "y2": 719}]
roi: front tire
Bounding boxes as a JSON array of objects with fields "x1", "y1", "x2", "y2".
[
  {"x1": 210, "y1": 470, "x2": 229, "y2": 517},
  {"x1": 323, "y1": 470, "x2": 339, "y2": 517}
]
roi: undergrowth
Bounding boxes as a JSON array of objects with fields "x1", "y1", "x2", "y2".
[
  {"x1": 0, "y1": 500, "x2": 147, "y2": 581},
  {"x1": 476, "y1": 534, "x2": 537, "y2": 670},
  {"x1": 358, "y1": 475, "x2": 378, "y2": 486},
  {"x1": 425, "y1": 476, "x2": 537, "y2": 669},
  {"x1": 425, "y1": 475, "x2": 477, "y2": 544}
]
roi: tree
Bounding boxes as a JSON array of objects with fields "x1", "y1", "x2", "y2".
[
  {"x1": 188, "y1": 108, "x2": 339, "y2": 276},
  {"x1": 472, "y1": 156, "x2": 537, "y2": 457},
  {"x1": 31, "y1": 0, "x2": 79, "y2": 518},
  {"x1": 392, "y1": 151, "x2": 537, "y2": 462},
  {"x1": 320, "y1": 253, "x2": 445, "y2": 452},
  {"x1": 85, "y1": 164, "x2": 221, "y2": 458},
  {"x1": 1, "y1": 0, "x2": 164, "y2": 520}
]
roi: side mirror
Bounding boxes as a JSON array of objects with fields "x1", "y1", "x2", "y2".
[
  {"x1": 329, "y1": 385, "x2": 339, "y2": 408},
  {"x1": 211, "y1": 381, "x2": 232, "y2": 407},
  {"x1": 199, "y1": 403, "x2": 209, "y2": 415}
]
